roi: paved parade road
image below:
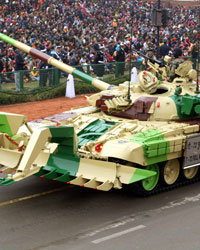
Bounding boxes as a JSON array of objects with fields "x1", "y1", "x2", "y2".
[{"x1": 1, "y1": 177, "x2": 200, "y2": 250}]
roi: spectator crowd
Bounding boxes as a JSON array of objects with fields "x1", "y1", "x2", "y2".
[{"x1": 0, "y1": 0, "x2": 199, "y2": 80}]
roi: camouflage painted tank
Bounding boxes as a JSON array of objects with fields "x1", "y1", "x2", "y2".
[{"x1": 0, "y1": 33, "x2": 199, "y2": 196}]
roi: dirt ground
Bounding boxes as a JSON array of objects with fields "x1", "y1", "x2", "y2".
[
  {"x1": 0, "y1": 95, "x2": 89, "y2": 121},
  {"x1": 163, "y1": 1, "x2": 199, "y2": 8}
]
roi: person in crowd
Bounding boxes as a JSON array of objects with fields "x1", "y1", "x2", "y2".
[
  {"x1": 114, "y1": 43, "x2": 126, "y2": 76},
  {"x1": 94, "y1": 46, "x2": 105, "y2": 79},
  {"x1": 144, "y1": 48, "x2": 157, "y2": 71},
  {"x1": 169, "y1": 46, "x2": 184, "y2": 81},
  {"x1": 79, "y1": 53, "x2": 87, "y2": 72},
  {"x1": 50, "y1": 45, "x2": 62, "y2": 84},
  {"x1": 15, "y1": 50, "x2": 25, "y2": 91},
  {"x1": 38, "y1": 50, "x2": 48, "y2": 87},
  {"x1": 173, "y1": 46, "x2": 183, "y2": 59},
  {"x1": 0, "y1": 55, "x2": 3, "y2": 90},
  {"x1": 0, "y1": 0, "x2": 199, "y2": 81},
  {"x1": 53, "y1": 46, "x2": 63, "y2": 62},
  {"x1": 160, "y1": 39, "x2": 170, "y2": 58},
  {"x1": 190, "y1": 40, "x2": 199, "y2": 70}
]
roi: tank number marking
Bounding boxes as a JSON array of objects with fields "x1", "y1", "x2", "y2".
[
  {"x1": 183, "y1": 135, "x2": 200, "y2": 169},
  {"x1": 118, "y1": 140, "x2": 128, "y2": 144}
]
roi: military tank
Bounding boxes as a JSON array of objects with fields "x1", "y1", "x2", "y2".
[{"x1": 0, "y1": 33, "x2": 200, "y2": 196}]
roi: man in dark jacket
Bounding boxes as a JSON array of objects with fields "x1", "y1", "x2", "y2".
[
  {"x1": 173, "y1": 46, "x2": 182, "y2": 59},
  {"x1": 15, "y1": 50, "x2": 25, "y2": 91},
  {"x1": 39, "y1": 58, "x2": 48, "y2": 87},
  {"x1": 115, "y1": 44, "x2": 126, "y2": 76},
  {"x1": 15, "y1": 50, "x2": 25, "y2": 71},
  {"x1": 160, "y1": 40, "x2": 170, "y2": 58},
  {"x1": 169, "y1": 46, "x2": 184, "y2": 81},
  {"x1": 50, "y1": 46, "x2": 63, "y2": 85},
  {"x1": 190, "y1": 40, "x2": 199, "y2": 70},
  {"x1": 0, "y1": 57, "x2": 3, "y2": 73},
  {"x1": 93, "y1": 46, "x2": 105, "y2": 79}
]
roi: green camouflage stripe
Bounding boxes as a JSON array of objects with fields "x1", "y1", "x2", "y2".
[
  {"x1": 129, "y1": 168, "x2": 157, "y2": 183},
  {"x1": 0, "y1": 114, "x2": 13, "y2": 136},
  {"x1": 0, "y1": 33, "x2": 16, "y2": 46},
  {"x1": 0, "y1": 178, "x2": 16, "y2": 186},
  {"x1": 35, "y1": 126, "x2": 80, "y2": 182},
  {"x1": 131, "y1": 129, "x2": 170, "y2": 165},
  {"x1": 170, "y1": 94, "x2": 200, "y2": 120},
  {"x1": 72, "y1": 69, "x2": 94, "y2": 84}
]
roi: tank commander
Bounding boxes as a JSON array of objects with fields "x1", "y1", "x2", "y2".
[{"x1": 168, "y1": 47, "x2": 184, "y2": 81}]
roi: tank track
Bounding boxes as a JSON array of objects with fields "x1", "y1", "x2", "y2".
[{"x1": 124, "y1": 173, "x2": 200, "y2": 197}]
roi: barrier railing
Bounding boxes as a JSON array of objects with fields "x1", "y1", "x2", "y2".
[
  {"x1": 0, "y1": 61, "x2": 143, "y2": 94},
  {"x1": 0, "y1": 57, "x2": 194, "y2": 94}
]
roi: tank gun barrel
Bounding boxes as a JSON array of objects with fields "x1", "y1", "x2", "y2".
[{"x1": 0, "y1": 33, "x2": 110, "y2": 91}]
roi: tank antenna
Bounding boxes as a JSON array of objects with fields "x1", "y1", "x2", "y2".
[
  {"x1": 127, "y1": 8, "x2": 134, "y2": 103},
  {"x1": 194, "y1": 31, "x2": 200, "y2": 93}
]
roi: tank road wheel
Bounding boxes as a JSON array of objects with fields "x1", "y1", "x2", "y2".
[
  {"x1": 183, "y1": 166, "x2": 199, "y2": 180},
  {"x1": 142, "y1": 164, "x2": 160, "y2": 192},
  {"x1": 162, "y1": 159, "x2": 180, "y2": 185},
  {"x1": 125, "y1": 164, "x2": 160, "y2": 196}
]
